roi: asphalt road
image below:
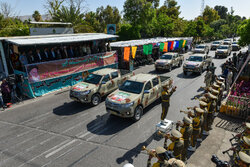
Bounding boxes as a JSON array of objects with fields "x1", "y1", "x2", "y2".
[{"x1": 0, "y1": 45, "x2": 242, "y2": 167}]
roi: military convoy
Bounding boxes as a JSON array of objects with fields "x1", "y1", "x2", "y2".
[
  {"x1": 183, "y1": 54, "x2": 212, "y2": 75},
  {"x1": 70, "y1": 68, "x2": 133, "y2": 106},
  {"x1": 215, "y1": 45, "x2": 232, "y2": 58},
  {"x1": 155, "y1": 53, "x2": 184, "y2": 71},
  {"x1": 105, "y1": 73, "x2": 172, "y2": 121},
  {"x1": 193, "y1": 44, "x2": 209, "y2": 54}
]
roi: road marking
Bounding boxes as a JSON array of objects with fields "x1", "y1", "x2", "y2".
[
  {"x1": 20, "y1": 111, "x2": 51, "y2": 125},
  {"x1": 77, "y1": 123, "x2": 104, "y2": 138},
  {"x1": 42, "y1": 139, "x2": 71, "y2": 155},
  {"x1": 16, "y1": 129, "x2": 33, "y2": 137},
  {"x1": 45, "y1": 139, "x2": 77, "y2": 158}
]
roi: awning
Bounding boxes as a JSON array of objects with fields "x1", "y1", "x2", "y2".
[
  {"x1": 110, "y1": 37, "x2": 193, "y2": 47},
  {"x1": 5, "y1": 33, "x2": 118, "y2": 46}
]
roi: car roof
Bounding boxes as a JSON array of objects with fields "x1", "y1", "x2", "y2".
[
  {"x1": 219, "y1": 45, "x2": 229, "y2": 47},
  {"x1": 191, "y1": 54, "x2": 206, "y2": 57},
  {"x1": 162, "y1": 52, "x2": 177, "y2": 56},
  {"x1": 129, "y1": 73, "x2": 157, "y2": 83},
  {"x1": 93, "y1": 68, "x2": 117, "y2": 75}
]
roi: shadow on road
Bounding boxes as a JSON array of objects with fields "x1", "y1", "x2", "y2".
[
  {"x1": 177, "y1": 72, "x2": 199, "y2": 79},
  {"x1": 53, "y1": 101, "x2": 92, "y2": 116},
  {"x1": 116, "y1": 132, "x2": 156, "y2": 165}
]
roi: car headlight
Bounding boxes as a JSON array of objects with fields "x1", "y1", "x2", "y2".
[
  {"x1": 121, "y1": 102, "x2": 134, "y2": 108},
  {"x1": 80, "y1": 90, "x2": 91, "y2": 96}
]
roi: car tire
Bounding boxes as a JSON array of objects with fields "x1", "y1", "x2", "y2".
[
  {"x1": 169, "y1": 65, "x2": 172, "y2": 72},
  {"x1": 133, "y1": 105, "x2": 143, "y2": 121},
  {"x1": 91, "y1": 94, "x2": 101, "y2": 106}
]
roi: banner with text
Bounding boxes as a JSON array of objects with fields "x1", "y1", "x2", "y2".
[{"x1": 26, "y1": 51, "x2": 118, "y2": 83}]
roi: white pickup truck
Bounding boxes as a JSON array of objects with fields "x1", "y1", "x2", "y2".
[
  {"x1": 105, "y1": 73, "x2": 172, "y2": 121},
  {"x1": 70, "y1": 68, "x2": 133, "y2": 106}
]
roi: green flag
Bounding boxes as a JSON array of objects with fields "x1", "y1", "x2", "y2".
[
  {"x1": 159, "y1": 43, "x2": 164, "y2": 52},
  {"x1": 179, "y1": 40, "x2": 184, "y2": 48},
  {"x1": 143, "y1": 45, "x2": 149, "y2": 55},
  {"x1": 148, "y1": 44, "x2": 153, "y2": 55}
]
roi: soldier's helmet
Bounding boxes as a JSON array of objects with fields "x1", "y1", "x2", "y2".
[
  {"x1": 171, "y1": 129, "x2": 182, "y2": 138},
  {"x1": 183, "y1": 116, "x2": 192, "y2": 125},
  {"x1": 239, "y1": 151, "x2": 250, "y2": 165},
  {"x1": 168, "y1": 158, "x2": 186, "y2": 167}
]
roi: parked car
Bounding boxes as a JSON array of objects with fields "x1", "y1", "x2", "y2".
[
  {"x1": 70, "y1": 68, "x2": 133, "y2": 106},
  {"x1": 232, "y1": 41, "x2": 241, "y2": 51},
  {"x1": 183, "y1": 54, "x2": 212, "y2": 75},
  {"x1": 210, "y1": 41, "x2": 222, "y2": 50},
  {"x1": 155, "y1": 53, "x2": 184, "y2": 71},
  {"x1": 215, "y1": 45, "x2": 232, "y2": 58},
  {"x1": 105, "y1": 73, "x2": 172, "y2": 121},
  {"x1": 193, "y1": 44, "x2": 209, "y2": 54}
]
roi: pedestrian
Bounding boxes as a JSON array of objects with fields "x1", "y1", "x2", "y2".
[
  {"x1": 161, "y1": 85, "x2": 177, "y2": 124},
  {"x1": 176, "y1": 116, "x2": 193, "y2": 162},
  {"x1": 204, "y1": 69, "x2": 212, "y2": 87},
  {"x1": 232, "y1": 53, "x2": 238, "y2": 67},
  {"x1": 226, "y1": 68, "x2": 233, "y2": 94},
  {"x1": 188, "y1": 108, "x2": 204, "y2": 152},
  {"x1": 1, "y1": 79, "x2": 11, "y2": 106},
  {"x1": 0, "y1": 81, "x2": 7, "y2": 110}
]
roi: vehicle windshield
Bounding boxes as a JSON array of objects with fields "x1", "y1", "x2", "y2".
[
  {"x1": 83, "y1": 74, "x2": 102, "y2": 84},
  {"x1": 232, "y1": 42, "x2": 237, "y2": 44},
  {"x1": 188, "y1": 56, "x2": 203, "y2": 62},
  {"x1": 218, "y1": 46, "x2": 228, "y2": 49},
  {"x1": 119, "y1": 80, "x2": 144, "y2": 94},
  {"x1": 160, "y1": 54, "x2": 172, "y2": 60},
  {"x1": 213, "y1": 42, "x2": 220, "y2": 44},
  {"x1": 196, "y1": 45, "x2": 205, "y2": 49}
]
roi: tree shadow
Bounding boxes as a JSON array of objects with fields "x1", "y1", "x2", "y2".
[
  {"x1": 116, "y1": 132, "x2": 157, "y2": 164},
  {"x1": 176, "y1": 72, "x2": 199, "y2": 79},
  {"x1": 53, "y1": 101, "x2": 92, "y2": 116}
]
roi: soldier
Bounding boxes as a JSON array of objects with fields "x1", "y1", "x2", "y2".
[
  {"x1": 161, "y1": 85, "x2": 177, "y2": 124},
  {"x1": 240, "y1": 136, "x2": 250, "y2": 155},
  {"x1": 199, "y1": 101, "x2": 209, "y2": 137},
  {"x1": 188, "y1": 108, "x2": 204, "y2": 152},
  {"x1": 163, "y1": 129, "x2": 184, "y2": 160},
  {"x1": 206, "y1": 93, "x2": 217, "y2": 130},
  {"x1": 146, "y1": 146, "x2": 169, "y2": 167},
  {"x1": 235, "y1": 151, "x2": 250, "y2": 167},
  {"x1": 176, "y1": 116, "x2": 193, "y2": 162},
  {"x1": 204, "y1": 69, "x2": 212, "y2": 87}
]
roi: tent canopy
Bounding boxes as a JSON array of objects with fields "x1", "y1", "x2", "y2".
[{"x1": 5, "y1": 33, "x2": 118, "y2": 46}]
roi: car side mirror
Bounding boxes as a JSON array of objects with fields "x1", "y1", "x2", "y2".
[{"x1": 144, "y1": 90, "x2": 150, "y2": 94}]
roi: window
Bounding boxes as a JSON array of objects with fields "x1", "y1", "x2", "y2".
[
  {"x1": 152, "y1": 78, "x2": 159, "y2": 87},
  {"x1": 144, "y1": 81, "x2": 152, "y2": 91},
  {"x1": 102, "y1": 74, "x2": 110, "y2": 83},
  {"x1": 111, "y1": 72, "x2": 118, "y2": 79}
]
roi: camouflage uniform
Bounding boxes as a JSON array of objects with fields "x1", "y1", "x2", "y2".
[{"x1": 161, "y1": 88, "x2": 175, "y2": 120}]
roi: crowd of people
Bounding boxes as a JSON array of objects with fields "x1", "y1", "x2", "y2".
[{"x1": 15, "y1": 41, "x2": 111, "y2": 71}]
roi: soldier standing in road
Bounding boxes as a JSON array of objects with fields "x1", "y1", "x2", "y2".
[
  {"x1": 161, "y1": 85, "x2": 177, "y2": 124},
  {"x1": 188, "y1": 108, "x2": 204, "y2": 152},
  {"x1": 146, "y1": 146, "x2": 169, "y2": 167},
  {"x1": 176, "y1": 116, "x2": 193, "y2": 162},
  {"x1": 163, "y1": 129, "x2": 184, "y2": 160},
  {"x1": 204, "y1": 69, "x2": 212, "y2": 87}
]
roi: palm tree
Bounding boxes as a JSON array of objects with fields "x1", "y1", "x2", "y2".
[{"x1": 32, "y1": 10, "x2": 42, "y2": 22}]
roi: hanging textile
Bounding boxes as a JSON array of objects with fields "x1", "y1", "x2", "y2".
[
  {"x1": 131, "y1": 46, "x2": 137, "y2": 59},
  {"x1": 179, "y1": 40, "x2": 184, "y2": 48},
  {"x1": 168, "y1": 41, "x2": 172, "y2": 51},
  {"x1": 143, "y1": 45, "x2": 149, "y2": 55},
  {"x1": 170, "y1": 41, "x2": 174, "y2": 50},
  {"x1": 174, "y1": 41, "x2": 179, "y2": 50},
  {"x1": 148, "y1": 44, "x2": 153, "y2": 55},
  {"x1": 159, "y1": 43, "x2": 165, "y2": 52},
  {"x1": 124, "y1": 47, "x2": 130, "y2": 62},
  {"x1": 182, "y1": 40, "x2": 187, "y2": 47},
  {"x1": 163, "y1": 42, "x2": 168, "y2": 52}
]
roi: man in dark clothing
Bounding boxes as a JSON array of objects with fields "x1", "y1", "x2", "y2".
[{"x1": 1, "y1": 79, "x2": 11, "y2": 104}]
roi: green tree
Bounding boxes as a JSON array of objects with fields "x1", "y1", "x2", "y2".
[
  {"x1": 214, "y1": 5, "x2": 228, "y2": 20},
  {"x1": 84, "y1": 11, "x2": 100, "y2": 32},
  {"x1": 32, "y1": 10, "x2": 42, "y2": 22},
  {"x1": 210, "y1": 19, "x2": 227, "y2": 32},
  {"x1": 96, "y1": 5, "x2": 121, "y2": 32},
  {"x1": 163, "y1": 0, "x2": 181, "y2": 19},
  {"x1": 117, "y1": 23, "x2": 141, "y2": 40},
  {"x1": 202, "y1": 6, "x2": 220, "y2": 25},
  {"x1": 237, "y1": 19, "x2": 250, "y2": 46},
  {"x1": 153, "y1": 10, "x2": 174, "y2": 37}
]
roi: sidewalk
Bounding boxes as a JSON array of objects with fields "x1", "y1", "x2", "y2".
[{"x1": 187, "y1": 113, "x2": 243, "y2": 167}]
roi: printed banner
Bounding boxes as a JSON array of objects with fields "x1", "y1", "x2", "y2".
[
  {"x1": 26, "y1": 51, "x2": 118, "y2": 83},
  {"x1": 148, "y1": 44, "x2": 153, "y2": 55},
  {"x1": 163, "y1": 42, "x2": 168, "y2": 52},
  {"x1": 174, "y1": 41, "x2": 179, "y2": 50},
  {"x1": 132, "y1": 46, "x2": 137, "y2": 59},
  {"x1": 159, "y1": 43, "x2": 165, "y2": 52},
  {"x1": 124, "y1": 47, "x2": 130, "y2": 62},
  {"x1": 168, "y1": 41, "x2": 171, "y2": 51},
  {"x1": 179, "y1": 40, "x2": 184, "y2": 48},
  {"x1": 170, "y1": 41, "x2": 174, "y2": 50}
]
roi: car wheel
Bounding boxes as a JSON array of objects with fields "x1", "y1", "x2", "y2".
[
  {"x1": 133, "y1": 105, "x2": 143, "y2": 121},
  {"x1": 91, "y1": 94, "x2": 101, "y2": 106},
  {"x1": 169, "y1": 65, "x2": 172, "y2": 72}
]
